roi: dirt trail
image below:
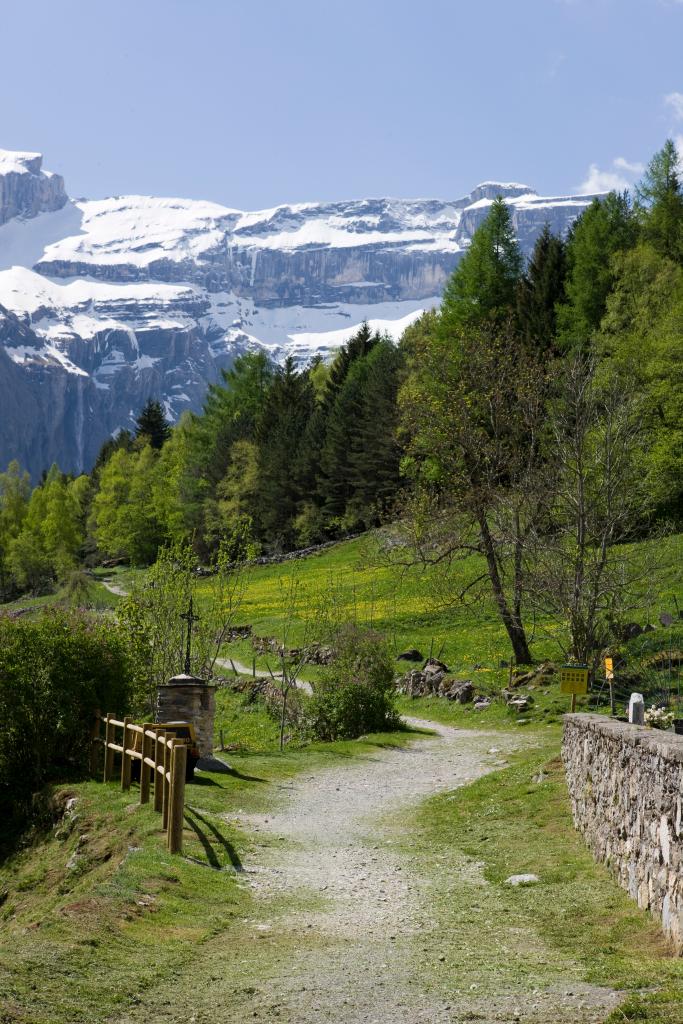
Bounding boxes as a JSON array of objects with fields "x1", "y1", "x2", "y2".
[
  {"x1": 100, "y1": 577, "x2": 129, "y2": 597},
  {"x1": 121, "y1": 720, "x2": 619, "y2": 1024}
]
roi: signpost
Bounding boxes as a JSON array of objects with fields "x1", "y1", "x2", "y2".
[
  {"x1": 604, "y1": 656, "x2": 615, "y2": 716},
  {"x1": 560, "y1": 664, "x2": 590, "y2": 712}
]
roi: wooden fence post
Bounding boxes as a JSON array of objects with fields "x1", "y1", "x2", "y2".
[
  {"x1": 167, "y1": 740, "x2": 187, "y2": 854},
  {"x1": 162, "y1": 734, "x2": 170, "y2": 830},
  {"x1": 153, "y1": 730, "x2": 164, "y2": 813},
  {"x1": 121, "y1": 716, "x2": 132, "y2": 791},
  {"x1": 140, "y1": 725, "x2": 152, "y2": 805},
  {"x1": 103, "y1": 714, "x2": 114, "y2": 782}
]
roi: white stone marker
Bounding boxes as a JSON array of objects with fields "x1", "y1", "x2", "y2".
[{"x1": 628, "y1": 692, "x2": 645, "y2": 725}]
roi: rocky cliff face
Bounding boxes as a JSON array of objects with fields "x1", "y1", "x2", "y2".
[
  {"x1": 0, "y1": 150, "x2": 67, "y2": 226},
  {"x1": 0, "y1": 151, "x2": 600, "y2": 478}
]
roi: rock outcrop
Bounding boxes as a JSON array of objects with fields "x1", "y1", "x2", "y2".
[{"x1": 0, "y1": 150, "x2": 67, "y2": 225}]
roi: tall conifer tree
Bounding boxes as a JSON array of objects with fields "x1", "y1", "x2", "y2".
[
  {"x1": 135, "y1": 399, "x2": 171, "y2": 450},
  {"x1": 441, "y1": 196, "x2": 522, "y2": 330},
  {"x1": 255, "y1": 358, "x2": 316, "y2": 548},
  {"x1": 557, "y1": 192, "x2": 637, "y2": 347},
  {"x1": 636, "y1": 139, "x2": 683, "y2": 261},
  {"x1": 516, "y1": 224, "x2": 567, "y2": 353}
]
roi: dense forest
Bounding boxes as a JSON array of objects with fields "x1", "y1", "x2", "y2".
[{"x1": 0, "y1": 140, "x2": 681, "y2": 603}]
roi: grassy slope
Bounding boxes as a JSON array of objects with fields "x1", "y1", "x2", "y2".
[
  {"x1": 211, "y1": 530, "x2": 682, "y2": 728},
  {"x1": 0, "y1": 729, "x2": 420, "y2": 1024},
  {"x1": 215, "y1": 532, "x2": 682, "y2": 662}
]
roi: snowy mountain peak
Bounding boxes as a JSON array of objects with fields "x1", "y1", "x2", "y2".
[{"x1": 0, "y1": 149, "x2": 602, "y2": 478}]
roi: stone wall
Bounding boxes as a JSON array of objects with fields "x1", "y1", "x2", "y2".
[{"x1": 562, "y1": 714, "x2": 683, "y2": 953}]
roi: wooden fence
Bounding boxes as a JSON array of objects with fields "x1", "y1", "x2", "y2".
[{"x1": 92, "y1": 715, "x2": 187, "y2": 853}]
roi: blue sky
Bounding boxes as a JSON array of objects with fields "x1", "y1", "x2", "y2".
[{"x1": 2, "y1": 0, "x2": 682, "y2": 209}]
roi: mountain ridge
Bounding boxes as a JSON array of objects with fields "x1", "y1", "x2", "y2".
[{"x1": 0, "y1": 150, "x2": 601, "y2": 477}]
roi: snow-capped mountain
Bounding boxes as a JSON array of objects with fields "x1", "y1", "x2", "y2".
[{"x1": 0, "y1": 150, "x2": 600, "y2": 477}]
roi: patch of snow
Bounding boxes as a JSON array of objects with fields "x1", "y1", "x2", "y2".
[
  {"x1": 6, "y1": 340, "x2": 88, "y2": 376},
  {"x1": 0, "y1": 149, "x2": 42, "y2": 175},
  {"x1": 0, "y1": 203, "x2": 84, "y2": 271}
]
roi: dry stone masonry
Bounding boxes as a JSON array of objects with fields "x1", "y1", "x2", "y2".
[
  {"x1": 156, "y1": 674, "x2": 216, "y2": 756},
  {"x1": 563, "y1": 713, "x2": 683, "y2": 953}
]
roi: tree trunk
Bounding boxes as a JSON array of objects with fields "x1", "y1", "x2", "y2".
[
  {"x1": 478, "y1": 511, "x2": 532, "y2": 665},
  {"x1": 279, "y1": 686, "x2": 288, "y2": 752}
]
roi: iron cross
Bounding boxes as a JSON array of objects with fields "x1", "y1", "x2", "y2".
[{"x1": 180, "y1": 596, "x2": 201, "y2": 674}]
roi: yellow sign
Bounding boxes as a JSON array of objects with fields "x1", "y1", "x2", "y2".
[
  {"x1": 560, "y1": 665, "x2": 589, "y2": 695},
  {"x1": 604, "y1": 657, "x2": 614, "y2": 681}
]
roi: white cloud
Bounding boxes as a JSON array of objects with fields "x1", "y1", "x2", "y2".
[
  {"x1": 579, "y1": 165, "x2": 630, "y2": 194},
  {"x1": 613, "y1": 156, "x2": 645, "y2": 175},
  {"x1": 665, "y1": 91, "x2": 683, "y2": 120},
  {"x1": 664, "y1": 91, "x2": 683, "y2": 121},
  {"x1": 577, "y1": 155, "x2": 645, "y2": 195}
]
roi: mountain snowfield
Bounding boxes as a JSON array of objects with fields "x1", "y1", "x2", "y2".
[{"x1": 0, "y1": 149, "x2": 600, "y2": 476}]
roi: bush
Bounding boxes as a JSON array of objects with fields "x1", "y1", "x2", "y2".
[
  {"x1": 0, "y1": 611, "x2": 133, "y2": 851},
  {"x1": 309, "y1": 625, "x2": 399, "y2": 740}
]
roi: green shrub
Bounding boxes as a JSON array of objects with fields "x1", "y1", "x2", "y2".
[
  {"x1": 309, "y1": 625, "x2": 399, "y2": 740},
  {"x1": 0, "y1": 611, "x2": 133, "y2": 851}
]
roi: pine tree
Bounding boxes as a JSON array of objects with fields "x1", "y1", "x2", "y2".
[
  {"x1": 636, "y1": 139, "x2": 683, "y2": 261},
  {"x1": 309, "y1": 323, "x2": 382, "y2": 519},
  {"x1": 182, "y1": 353, "x2": 274, "y2": 552},
  {"x1": 93, "y1": 429, "x2": 133, "y2": 472},
  {"x1": 557, "y1": 191, "x2": 637, "y2": 347},
  {"x1": 135, "y1": 399, "x2": 171, "y2": 450},
  {"x1": 346, "y1": 340, "x2": 404, "y2": 527},
  {"x1": 318, "y1": 357, "x2": 370, "y2": 523},
  {"x1": 441, "y1": 196, "x2": 522, "y2": 330},
  {"x1": 254, "y1": 358, "x2": 316, "y2": 548},
  {"x1": 516, "y1": 224, "x2": 567, "y2": 353}
]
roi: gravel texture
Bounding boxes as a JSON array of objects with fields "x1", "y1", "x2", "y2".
[{"x1": 120, "y1": 719, "x2": 621, "y2": 1024}]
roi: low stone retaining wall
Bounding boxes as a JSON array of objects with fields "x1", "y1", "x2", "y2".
[{"x1": 562, "y1": 714, "x2": 683, "y2": 954}]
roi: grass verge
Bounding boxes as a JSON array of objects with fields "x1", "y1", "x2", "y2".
[{"x1": 391, "y1": 739, "x2": 683, "y2": 1022}]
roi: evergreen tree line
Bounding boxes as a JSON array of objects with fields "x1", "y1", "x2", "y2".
[
  {"x1": 0, "y1": 330, "x2": 405, "y2": 592},
  {"x1": 1, "y1": 139, "x2": 681, "y2": 596}
]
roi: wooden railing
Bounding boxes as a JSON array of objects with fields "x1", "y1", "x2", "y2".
[{"x1": 92, "y1": 714, "x2": 187, "y2": 853}]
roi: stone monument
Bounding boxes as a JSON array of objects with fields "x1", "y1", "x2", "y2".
[
  {"x1": 155, "y1": 597, "x2": 216, "y2": 756},
  {"x1": 156, "y1": 673, "x2": 216, "y2": 756}
]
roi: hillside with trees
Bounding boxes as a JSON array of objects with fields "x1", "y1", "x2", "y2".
[{"x1": 1, "y1": 141, "x2": 681, "y2": 624}]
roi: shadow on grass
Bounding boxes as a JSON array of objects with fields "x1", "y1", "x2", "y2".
[
  {"x1": 184, "y1": 808, "x2": 243, "y2": 871},
  {"x1": 213, "y1": 765, "x2": 267, "y2": 784}
]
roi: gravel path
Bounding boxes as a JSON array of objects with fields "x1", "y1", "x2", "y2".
[
  {"x1": 100, "y1": 577, "x2": 129, "y2": 597},
  {"x1": 122, "y1": 719, "x2": 620, "y2": 1024}
]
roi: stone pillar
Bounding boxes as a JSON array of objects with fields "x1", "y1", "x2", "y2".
[
  {"x1": 629, "y1": 692, "x2": 645, "y2": 725},
  {"x1": 156, "y1": 674, "x2": 216, "y2": 756}
]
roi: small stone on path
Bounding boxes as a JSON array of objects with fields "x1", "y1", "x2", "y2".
[{"x1": 505, "y1": 873, "x2": 540, "y2": 886}]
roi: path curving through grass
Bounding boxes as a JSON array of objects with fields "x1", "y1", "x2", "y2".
[{"x1": 119, "y1": 720, "x2": 622, "y2": 1024}]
